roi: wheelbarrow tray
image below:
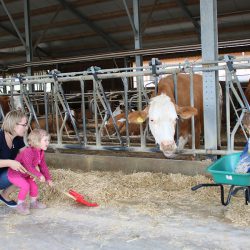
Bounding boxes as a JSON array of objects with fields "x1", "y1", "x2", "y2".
[{"x1": 207, "y1": 152, "x2": 250, "y2": 186}]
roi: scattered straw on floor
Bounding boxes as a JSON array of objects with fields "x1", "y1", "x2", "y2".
[{"x1": 8, "y1": 168, "x2": 250, "y2": 226}]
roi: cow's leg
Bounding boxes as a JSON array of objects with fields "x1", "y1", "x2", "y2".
[
  {"x1": 178, "y1": 135, "x2": 189, "y2": 150},
  {"x1": 178, "y1": 121, "x2": 190, "y2": 150},
  {"x1": 186, "y1": 120, "x2": 201, "y2": 149},
  {"x1": 119, "y1": 124, "x2": 127, "y2": 135}
]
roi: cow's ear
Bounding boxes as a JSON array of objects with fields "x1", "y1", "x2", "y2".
[
  {"x1": 175, "y1": 105, "x2": 198, "y2": 119},
  {"x1": 128, "y1": 107, "x2": 149, "y2": 124}
]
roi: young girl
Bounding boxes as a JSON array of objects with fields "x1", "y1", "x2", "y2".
[{"x1": 8, "y1": 129, "x2": 53, "y2": 215}]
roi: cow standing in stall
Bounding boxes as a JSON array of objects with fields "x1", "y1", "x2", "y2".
[{"x1": 128, "y1": 73, "x2": 203, "y2": 157}]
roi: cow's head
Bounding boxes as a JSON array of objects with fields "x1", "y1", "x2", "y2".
[
  {"x1": 12, "y1": 91, "x2": 23, "y2": 110},
  {"x1": 102, "y1": 113, "x2": 126, "y2": 136},
  {"x1": 128, "y1": 94, "x2": 198, "y2": 158}
]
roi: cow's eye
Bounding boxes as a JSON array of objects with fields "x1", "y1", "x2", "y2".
[{"x1": 150, "y1": 119, "x2": 154, "y2": 122}]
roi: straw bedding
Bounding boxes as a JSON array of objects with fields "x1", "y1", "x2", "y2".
[{"x1": 14, "y1": 169, "x2": 250, "y2": 226}]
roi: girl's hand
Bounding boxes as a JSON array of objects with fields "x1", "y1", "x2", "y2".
[
  {"x1": 47, "y1": 180, "x2": 53, "y2": 187},
  {"x1": 9, "y1": 160, "x2": 27, "y2": 174},
  {"x1": 39, "y1": 175, "x2": 46, "y2": 182}
]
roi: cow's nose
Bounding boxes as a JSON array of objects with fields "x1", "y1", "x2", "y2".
[
  {"x1": 160, "y1": 141, "x2": 177, "y2": 152},
  {"x1": 160, "y1": 141, "x2": 177, "y2": 158}
]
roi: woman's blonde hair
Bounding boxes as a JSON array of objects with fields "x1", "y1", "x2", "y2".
[
  {"x1": 28, "y1": 129, "x2": 50, "y2": 147},
  {"x1": 2, "y1": 110, "x2": 27, "y2": 134}
]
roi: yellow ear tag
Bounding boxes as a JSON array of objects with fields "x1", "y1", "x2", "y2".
[{"x1": 136, "y1": 117, "x2": 144, "y2": 123}]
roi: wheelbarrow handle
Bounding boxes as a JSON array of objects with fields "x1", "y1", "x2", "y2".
[
  {"x1": 191, "y1": 184, "x2": 204, "y2": 191},
  {"x1": 191, "y1": 183, "x2": 222, "y2": 191}
]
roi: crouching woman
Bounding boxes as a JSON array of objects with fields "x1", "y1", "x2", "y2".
[{"x1": 0, "y1": 110, "x2": 27, "y2": 207}]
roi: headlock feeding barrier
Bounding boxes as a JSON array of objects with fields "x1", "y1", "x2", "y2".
[{"x1": 1, "y1": 56, "x2": 250, "y2": 158}]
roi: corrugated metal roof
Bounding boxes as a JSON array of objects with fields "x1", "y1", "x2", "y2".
[{"x1": 0, "y1": 0, "x2": 250, "y2": 68}]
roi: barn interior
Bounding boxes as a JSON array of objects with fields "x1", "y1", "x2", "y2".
[{"x1": 1, "y1": 1, "x2": 250, "y2": 249}]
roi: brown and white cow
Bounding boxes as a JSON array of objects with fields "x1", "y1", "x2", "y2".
[
  {"x1": 30, "y1": 110, "x2": 80, "y2": 134},
  {"x1": 0, "y1": 93, "x2": 22, "y2": 117},
  {"x1": 128, "y1": 73, "x2": 203, "y2": 157},
  {"x1": 102, "y1": 112, "x2": 141, "y2": 136}
]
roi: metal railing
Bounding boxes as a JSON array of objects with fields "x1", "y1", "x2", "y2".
[{"x1": 1, "y1": 56, "x2": 250, "y2": 156}]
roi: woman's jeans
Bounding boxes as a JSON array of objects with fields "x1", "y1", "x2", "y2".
[{"x1": 0, "y1": 168, "x2": 12, "y2": 190}]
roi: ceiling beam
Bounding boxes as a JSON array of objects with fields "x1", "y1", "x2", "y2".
[
  {"x1": 56, "y1": 0, "x2": 123, "y2": 50},
  {"x1": 0, "y1": 0, "x2": 50, "y2": 58},
  {"x1": 4, "y1": 6, "x2": 250, "y2": 38},
  {"x1": 1, "y1": 21, "x2": 250, "y2": 52},
  {"x1": 33, "y1": 7, "x2": 61, "y2": 50},
  {"x1": 176, "y1": 0, "x2": 201, "y2": 40},
  {"x1": 0, "y1": 0, "x2": 200, "y2": 22},
  {"x1": 0, "y1": 0, "x2": 25, "y2": 46}
]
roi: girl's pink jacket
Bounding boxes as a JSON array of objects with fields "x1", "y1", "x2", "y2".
[{"x1": 8, "y1": 147, "x2": 52, "y2": 180}]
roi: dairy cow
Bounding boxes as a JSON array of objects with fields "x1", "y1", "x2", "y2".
[
  {"x1": 102, "y1": 112, "x2": 141, "y2": 136},
  {"x1": 127, "y1": 73, "x2": 203, "y2": 157},
  {"x1": 100, "y1": 103, "x2": 142, "y2": 136},
  {"x1": 0, "y1": 94, "x2": 22, "y2": 118},
  {"x1": 30, "y1": 109, "x2": 80, "y2": 134}
]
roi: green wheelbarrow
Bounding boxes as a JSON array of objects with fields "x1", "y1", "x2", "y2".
[{"x1": 192, "y1": 152, "x2": 250, "y2": 206}]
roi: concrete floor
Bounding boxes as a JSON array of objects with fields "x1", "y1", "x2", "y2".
[
  {"x1": 1, "y1": 202, "x2": 250, "y2": 250},
  {"x1": 0, "y1": 152, "x2": 247, "y2": 250}
]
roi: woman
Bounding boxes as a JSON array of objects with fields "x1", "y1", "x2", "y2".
[{"x1": 0, "y1": 110, "x2": 27, "y2": 207}]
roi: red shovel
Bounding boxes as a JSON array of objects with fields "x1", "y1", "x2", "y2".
[
  {"x1": 26, "y1": 171, "x2": 98, "y2": 207},
  {"x1": 68, "y1": 189, "x2": 98, "y2": 207}
]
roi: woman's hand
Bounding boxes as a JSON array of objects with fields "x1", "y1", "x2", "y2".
[{"x1": 9, "y1": 160, "x2": 27, "y2": 173}]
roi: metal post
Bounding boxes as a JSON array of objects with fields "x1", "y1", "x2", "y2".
[
  {"x1": 93, "y1": 78, "x2": 101, "y2": 147},
  {"x1": 24, "y1": 0, "x2": 33, "y2": 80},
  {"x1": 80, "y1": 79, "x2": 87, "y2": 146},
  {"x1": 43, "y1": 83, "x2": 49, "y2": 132},
  {"x1": 189, "y1": 72, "x2": 196, "y2": 150},
  {"x1": 200, "y1": 0, "x2": 219, "y2": 151},
  {"x1": 133, "y1": 0, "x2": 145, "y2": 148}
]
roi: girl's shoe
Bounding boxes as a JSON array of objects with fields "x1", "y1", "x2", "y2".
[
  {"x1": 16, "y1": 203, "x2": 30, "y2": 215},
  {"x1": 30, "y1": 201, "x2": 46, "y2": 209}
]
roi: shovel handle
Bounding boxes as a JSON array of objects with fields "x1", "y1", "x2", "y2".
[
  {"x1": 26, "y1": 170, "x2": 97, "y2": 206},
  {"x1": 26, "y1": 170, "x2": 77, "y2": 201}
]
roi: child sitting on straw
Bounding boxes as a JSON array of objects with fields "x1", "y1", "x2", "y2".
[
  {"x1": 8, "y1": 129, "x2": 53, "y2": 215},
  {"x1": 235, "y1": 112, "x2": 250, "y2": 174}
]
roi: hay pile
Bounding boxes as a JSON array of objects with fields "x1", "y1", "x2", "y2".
[{"x1": 34, "y1": 169, "x2": 250, "y2": 226}]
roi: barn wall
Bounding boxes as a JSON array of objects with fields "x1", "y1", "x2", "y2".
[{"x1": 46, "y1": 152, "x2": 209, "y2": 176}]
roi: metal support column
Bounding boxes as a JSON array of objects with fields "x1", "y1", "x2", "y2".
[
  {"x1": 200, "y1": 0, "x2": 219, "y2": 151},
  {"x1": 133, "y1": 0, "x2": 145, "y2": 148},
  {"x1": 133, "y1": 0, "x2": 142, "y2": 73},
  {"x1": 24, "y1": 0, "x2": 33, "y2": 79}
]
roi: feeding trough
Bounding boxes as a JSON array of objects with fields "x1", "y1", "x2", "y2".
[{"x1": 192, "y1": 152, "x2": 250, "y2": 206}]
